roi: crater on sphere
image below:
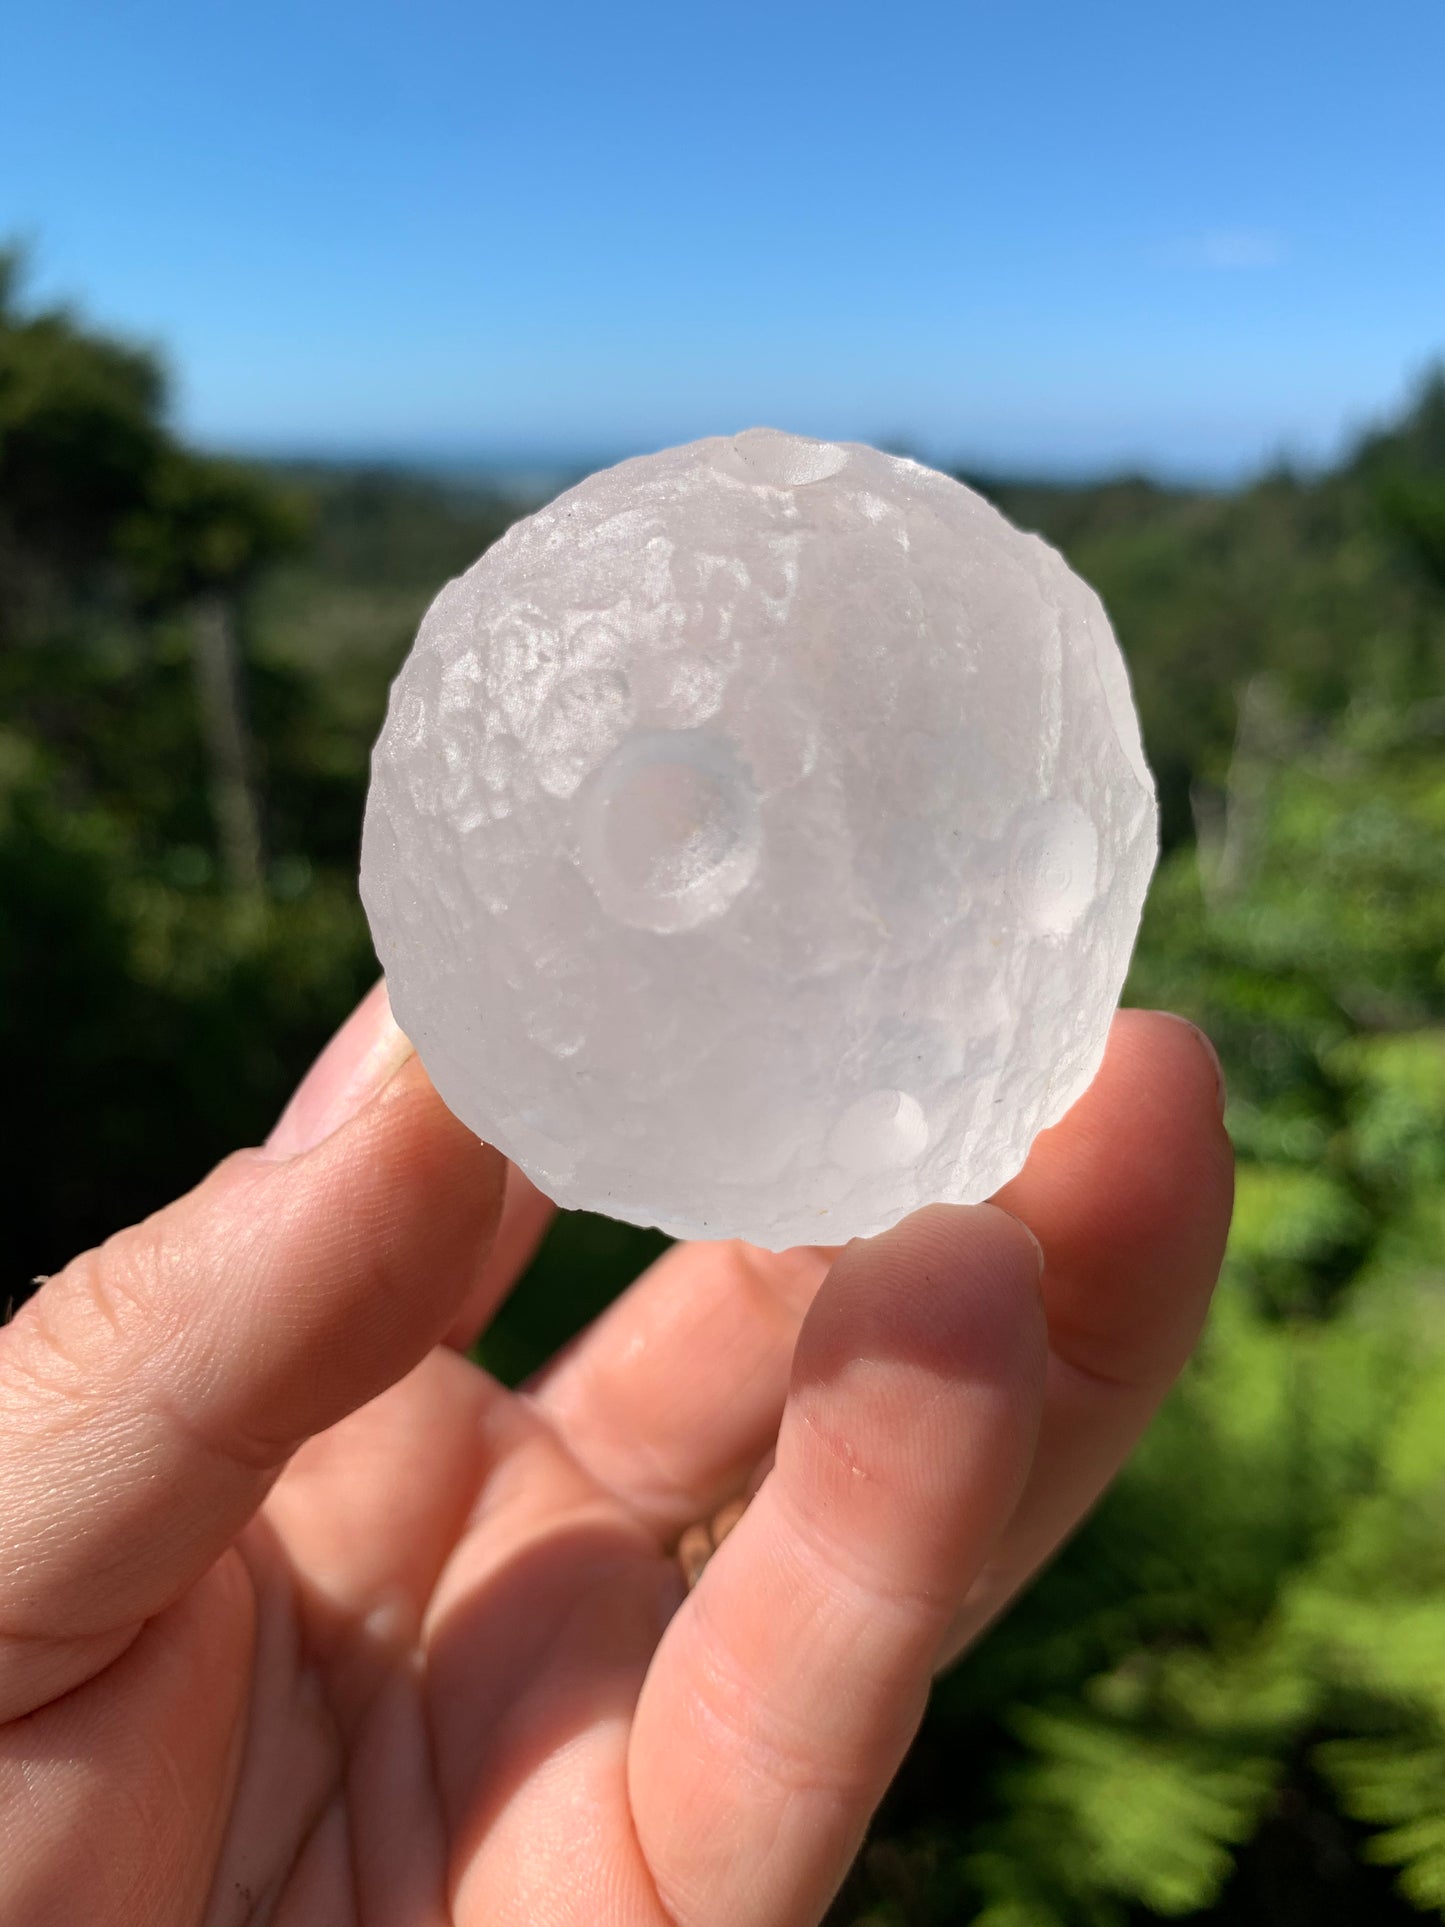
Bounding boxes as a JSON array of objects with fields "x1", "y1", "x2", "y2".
[
  {"x1": 362, "y1": 430, "x2": 1159, "y2": 1249},
  {"x1": 577, "y1": 729, "x2": 761, "y2": 933},
  {"x1": 1010, "y1": 799, "x2": 1100, "y2": 936},
  {"x1": 728, "y1": 430, "x2": 850, "y2": 489},
  {"x1": 828, "y1": 1088, "x2": 931, "y2": 1174}
]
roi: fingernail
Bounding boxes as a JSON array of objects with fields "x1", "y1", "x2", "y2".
[
  {"x1": 1149, "y1": 1011, "x2": 1227, "y2": 1118},
  {"x1": 262, "y1": 980, "x2": 416, "y2": 1160}
]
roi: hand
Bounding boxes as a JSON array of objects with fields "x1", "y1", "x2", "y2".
[{"x1": 0, "y1": 988, "x2": 1231, "y2": 1927}]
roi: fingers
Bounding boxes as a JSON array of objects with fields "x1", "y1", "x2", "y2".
[
  {"x1": 942, "y1": 1007, "x2": 1233, "y2": 1659},
  {"x1": 444, "y1": 1165, "x2": 556, "y2": 1352},
  {"x1": 0, "y1": 1554, "x2": 255, "y2": 1927},
  {"x1": 0, "y1": 995, "x2": 505, "y2": 1721},
  {"x1": 530, "y1": 1007, "x2": 1230, "y2": 1558},
  {"x1": 263, "y1": 977, "x2": 407, "y2": 1161},
  {"x1": 1000, "y1": 1009, "x2": 1230, "y2": 1389},
  {"x1": 529, "y1": 1239, "x2": 835, "y2": 1534},
  {"x1": 629, "y1": 1205, "x2": 1047, "y2": 1927}
]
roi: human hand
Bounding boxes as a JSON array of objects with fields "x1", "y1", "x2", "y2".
[{"x1": 0, "y1": 988, "x2": 1231, "y2": 1927}]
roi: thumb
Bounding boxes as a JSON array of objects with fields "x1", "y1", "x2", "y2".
[{"x1": 0, "y1": 984, "x2": 504, "y2": 1721}]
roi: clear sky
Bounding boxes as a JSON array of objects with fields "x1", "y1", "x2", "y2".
[{"x1": 4, "y1": 0, "x2": 1443, "y2": 478}]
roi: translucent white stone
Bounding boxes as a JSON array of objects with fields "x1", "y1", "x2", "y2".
[{"x1": 360, "y1": 430, "x2": 1158, "y2": 1248}]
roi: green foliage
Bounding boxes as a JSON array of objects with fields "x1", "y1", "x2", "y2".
[
  {"x1": 6, "y1": 254, "x2": 1445, "y2": 1922},
  {"x1": 0, "y1": 297, "x2": 162, "y2": 571},
  {"x1": 0, "y1": 262, "x2": 398, "y2": 1276},
  {"x1": 831, "y1": 709, "x2": 1445, "y2": 1922},
  {"x1": 122, "y1": 447, "x2": 310, "y2": 607},
  {"x1": 977, "y1": 1709, "x2": 1278, "y2": 1920},
  {"x1": 0, "y1": 247, "x2": 308, "y2": 642},
  {"x1": 0, "y1": 721, "x2": 376, "y2": 1280},
  {"x1": 1323, "y1": 1739, "x2": 1445, "y2": 1912},
  {"x1": 983, "y1": 376, "x2": 1445, "y2": 849},
  {"x1": 832, "y1": 377, "x2": 1445, "y2": 1917}
]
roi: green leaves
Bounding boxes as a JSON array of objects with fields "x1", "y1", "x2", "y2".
[
  {"x1": 118, "y1": 448, "x2": 310, "y2": 609},
  {"x1": 843, "y1": 697, "x2": 1445, "y2": 1921},
  {"x1": 1231, "y1": 1164, "x2": 1367, "y2": 1270},
  {"x1": 0, "y1": 249, "x2": 303, "y2": 642},
  {"x1": 985, "y1": 1710, "x2": 1277, "y2": 1918},
  {"x1": 1322, "y1": 1741, "x2": 1445, "y2": 1912}
]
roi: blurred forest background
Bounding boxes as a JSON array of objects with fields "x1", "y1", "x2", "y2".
[{"x1": 3, "y1": 249, "x2": 1445, "y2": 1925}]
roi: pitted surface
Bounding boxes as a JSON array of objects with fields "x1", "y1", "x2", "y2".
[{"x1": 361, "y1": 430, "x2": 1157, "y2": 1247}]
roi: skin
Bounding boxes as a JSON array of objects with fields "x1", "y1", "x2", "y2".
[{"x1": 0, "y1": 988, "x2": 1232, "y2": 1927}]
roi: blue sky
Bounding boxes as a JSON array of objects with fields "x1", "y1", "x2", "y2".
[{"x1": 4, "y1": 0, "x2": 1443, "y2": 478}]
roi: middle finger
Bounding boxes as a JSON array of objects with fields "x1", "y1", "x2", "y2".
[{"x1": 528, "y1": 1238, "x2": 834, "y2": 1536}]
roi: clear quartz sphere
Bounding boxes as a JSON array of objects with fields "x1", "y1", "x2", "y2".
[{"x1": 361, "y1": 430, "x2": 1157, "y2": 1248}]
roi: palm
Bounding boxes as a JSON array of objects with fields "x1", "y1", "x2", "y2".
[{"x1": 220, "y1": 1345, "x2": 683, "y2": 1924}]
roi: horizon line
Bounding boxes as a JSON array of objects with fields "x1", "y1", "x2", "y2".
[{"x1": 202, "y1": 433, "x2": 1315, "y2": 499}]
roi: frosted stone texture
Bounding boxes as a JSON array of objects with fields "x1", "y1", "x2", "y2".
[{"x1": 361, "y1": 430, "x2": 1157, "y2": 1248}]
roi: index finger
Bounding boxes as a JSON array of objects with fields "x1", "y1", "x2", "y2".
[{"x1": 0, "y1": 996, "x2": 505, "y2": 1722}]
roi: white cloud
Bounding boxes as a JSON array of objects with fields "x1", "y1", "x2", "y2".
[{"x1": 1169, "y1": 228, "x2": 1286, "y2": 270}]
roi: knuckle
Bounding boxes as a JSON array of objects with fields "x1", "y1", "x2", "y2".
[{"x1": 689, "y1": 1615, "x2": 870, "y2": 1803}]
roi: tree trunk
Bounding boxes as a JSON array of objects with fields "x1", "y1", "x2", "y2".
[{"x1": 190, "y1": 592, "x2": 264, "y2": 894}]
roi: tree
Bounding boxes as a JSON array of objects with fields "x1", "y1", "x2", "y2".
[
  {"x1": 0, "y1": 246, "x2": 166, "y2": 639},
  {"x1": 0, "y1": 246, "x2": 306, "y2": 888}
]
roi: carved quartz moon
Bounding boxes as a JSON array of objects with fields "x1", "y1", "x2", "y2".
[{"x1": 360, "y1": 430, "x2": 1158, "y2": 1248}]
